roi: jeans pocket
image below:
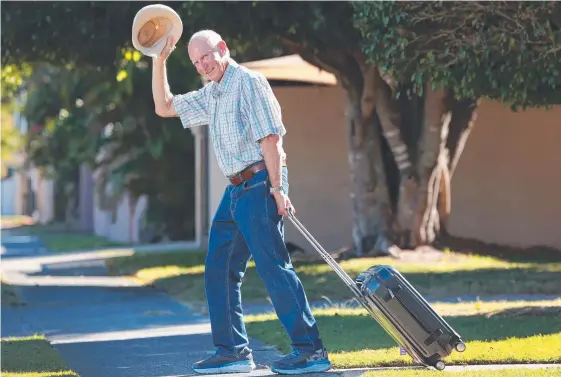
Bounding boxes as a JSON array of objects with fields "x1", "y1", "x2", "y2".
[{"x1": 243, "y1": 179, "x2": 268, "y2": 192}]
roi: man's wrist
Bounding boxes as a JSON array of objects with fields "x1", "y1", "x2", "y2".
[
  {"x1": 270, "y1": 185, "x2": 284, "y2": 195},
  {"x1": 153, "y1": 57, "x2": 166, "y2": 64}
]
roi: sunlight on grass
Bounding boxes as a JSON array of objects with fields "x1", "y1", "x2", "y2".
[
  {"x1": 106, "y1": 249, "x2": 561, "y2": 304},
  {"x1": 326, "y1": 333, "x2": 561, "y2": 368},
  {"x1": 1, "y1": 371, "x2": 77, "y2": 377},
  {"x1": 363, "y1": 368, "x2": 561, "y2": 377},
  {"x1": 134, "y1": 264, "x2": 206, "y2": 284},
  {"x1": 0, "y1": 215, "x2": 34, "y2": 228},
  {"x1": 1, "y1": 335, "x2": 79, "y2": 377},
  {"x1": 301, "y1": 254, "x2": 561, "y2": 277},
  {"x1": 2, "y1": 334, "x2": 46, "y2": 342},
  {"x1": 243, "y1": 305, "x2": 561, "y2": 368}
]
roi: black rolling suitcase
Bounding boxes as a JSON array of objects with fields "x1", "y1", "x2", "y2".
[{"x1": 287, "y1": 212, "x2": 466, "y2": 371}]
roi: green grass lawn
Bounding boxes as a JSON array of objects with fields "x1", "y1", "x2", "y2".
[
  {"x1": 1, "y1": 335, "x2": 79, "y2": 377},
  {"x1": 105, "y1": 249, "x2": 561, "y2": 306},
  {"x1": 362, "y1": 368, "x2": 561, "y2": 377},
  {"x1": 38, "y1": 233, "x2": 123, "y2": 253},
  {"x1": 6, "y1": 223, "x2": 124, "y2": 252},
  {"x1": 244, "y1": 302, "x2": 561, "y2": 369},
  {"x1": 1, "y1": 280, "x2": 25, "y2": 307}
]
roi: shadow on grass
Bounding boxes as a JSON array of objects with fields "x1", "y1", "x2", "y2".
[
  {"x1": 4, "y1": 223, "x2": 126, "y2": 252},
  {"x1": 435, "y1": 234, "x2": 561, "y2": 263},
  {"x1": 0, "y1": 282, "x2": 26, "y2": 307},
  {"x1": 303, "y1": 267, "x2": 561, "y2": 301},
  {"x1": 1, "y1": 337, "x2": 77, "y2": 376},
  {"x1": 246, "y1": 306, "x2": 561, "y2": 354},
  {"x1": 131, "y1": 263, "x2": 561, "y2": 305}
]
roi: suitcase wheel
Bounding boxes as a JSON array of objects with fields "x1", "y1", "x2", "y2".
[
  {"x1": 455, "y1": 342, "x2": 466, "y2": 353},
  {"x1": 434, "y1": 360, "x2": 446, "y2": 371}
]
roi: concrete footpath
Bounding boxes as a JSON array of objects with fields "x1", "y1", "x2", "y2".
[{"x1": 1, "y1": 229, "x2": 559, "y2": 377}]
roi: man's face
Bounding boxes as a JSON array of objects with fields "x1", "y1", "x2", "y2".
[{"x1": 188, "y1": 37, "x2": 228, "y2": 82}]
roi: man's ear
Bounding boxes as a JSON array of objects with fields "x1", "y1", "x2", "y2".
[{"x1": 217, "y1": 40, "x2": 228, "y2": 57}]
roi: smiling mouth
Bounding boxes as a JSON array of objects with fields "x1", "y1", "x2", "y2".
[{"x1": 206, "y1": 68, "x2": 215, "y2": 75}]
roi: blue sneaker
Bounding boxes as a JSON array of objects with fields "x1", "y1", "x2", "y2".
[
  {"x1": 192, "y1": 351, "x2": 256, "y2": 374},
  {"x1": 270, "y1": 348, "x2": 331, "y2": 374}
]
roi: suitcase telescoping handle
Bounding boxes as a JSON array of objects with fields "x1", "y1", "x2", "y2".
[{"x1": 287, "y1": 210, "x2": 363, "y2": 299}]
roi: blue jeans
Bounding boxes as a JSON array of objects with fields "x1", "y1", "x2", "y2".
[{"x1": 205, "y1": 165, "x2": 324, "y2": 356}]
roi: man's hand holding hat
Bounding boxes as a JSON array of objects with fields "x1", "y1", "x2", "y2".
[{"x1": 157, "y1": 37, "x2": 177, "y2": 61}]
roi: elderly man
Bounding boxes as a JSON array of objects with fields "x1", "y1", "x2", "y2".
[{"x1": 151, "y1": 29, "x2": 331, "y2": 375}]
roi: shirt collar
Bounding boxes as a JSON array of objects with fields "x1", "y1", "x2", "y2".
[{"x1": 211, "y1": 58, "x2": 238, "y2": 97}]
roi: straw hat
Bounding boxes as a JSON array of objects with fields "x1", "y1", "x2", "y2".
[{"x1": 131, "y1": 4, "x2": 183, "y2": 58}]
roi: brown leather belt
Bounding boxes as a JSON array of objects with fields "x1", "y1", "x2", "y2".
[
  {"x1": 229, "y1": 162, "x2": 267, "y2": 186},
  {"x1": 229, "y1": 161, "x2": 287, "y2": 186}
]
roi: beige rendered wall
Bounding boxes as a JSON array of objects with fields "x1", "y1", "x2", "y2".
[
  {"x1": 207, "y1": 85, "x2": 561, "y2": 252},
  {"x1": 447, "y1": 100, "x2": 561, "y2": 249},
  {"x1": 274, "y1": 86, "x2": 353, "y2": 253},
  {"x1": 206, "y1": 86, "x2": 353, "y2": 253}
]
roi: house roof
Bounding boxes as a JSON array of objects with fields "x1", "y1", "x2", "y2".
[{"x1": 241, "y1": 54, "x2": 337, "y2": 86}]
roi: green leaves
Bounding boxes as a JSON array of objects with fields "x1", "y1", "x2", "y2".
[
  {"x1": 1, "y1": 63, "x2": 32, "y2": 100},
  {"x1": 0, "y1": 103, "x2": 24, "y2": 173},
  {"x1": 354, "y1": 1, "x2": 561, "y2": 107}
]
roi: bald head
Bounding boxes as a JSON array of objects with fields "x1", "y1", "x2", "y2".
[
  {"x1": 189, "y1": 30, "x2": 223, "y2": 47},
  {"x1": 188, "y1": 29, "x2": 230, "y2": 82}
]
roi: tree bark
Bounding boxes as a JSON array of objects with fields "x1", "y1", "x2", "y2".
[
  {"x1": 413, "y1": 94, "x2": 479, "y2": 246},
  {"x1": 374, "y1": 80, "x2": 479, "y2": 249},
  {"x1": 438, "y1": 98, "x2": 479, "y2": 230},
  {"x1": 412, "y1": 87, "x2": 452, "y2": 245},
  {"x1": 343, "y1": 64, "x2": 395, "y2": 256},
  {"x1": 375, "y1": 77, "x2": 418, "y2": 247}
]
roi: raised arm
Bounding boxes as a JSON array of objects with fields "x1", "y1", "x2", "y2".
[
  {"x1": 151, "y1": 37, "x2": 179, "y2": 118},
  {"x1": 152, "y1": 56, "x2": 178, "y2": 118},
  {"x1": 151, "y1": 37, "x2": 209, "y2": 128}
]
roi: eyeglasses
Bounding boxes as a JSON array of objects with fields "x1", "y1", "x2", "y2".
[{"x1": 192, "y1": 47, "x2": 217, "y2": 68}]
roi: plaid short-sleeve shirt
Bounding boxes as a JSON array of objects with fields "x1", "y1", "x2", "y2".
[{"x1": 172, "y1": 58, "x2": 287, "y2": 177}]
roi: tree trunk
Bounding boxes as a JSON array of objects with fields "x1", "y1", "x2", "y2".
[
  {"x1": 342, "y1": 64, "x2": 396, "y2": 257},
  {"x1": 412, "y1": 87, "x2": 452, "y2": 245},
  {"x1": 375, "y1": 76, "x2": 417, "y2": 247},
  {"x1": 413, "y1": 94, "x2": 479, "y2": 246},
  {"x1": 439, "y1": 98, "x2": 479, "y2": 230},
  {"x1": 374, "y1": 79, "x2": 479, "y2": 249},
  {"x1": 291, "y1": 48, "x2": 479, "y2": 254}
]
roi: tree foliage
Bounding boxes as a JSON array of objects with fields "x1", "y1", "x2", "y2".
[
  {"x1": 1, "y1": 102, "x2": 24, "y2": 177},
  {"x1": 15, "y1": 44, "x2": 200, "y2": 239},
  {"x1": 0, "y1": 2, "x2": 286, "y2": 70},
  {"x1": 1, "y1": 2, "x2": 140, "y2": 68},
  {"x1": 354, "y1": 1, "x2": 561, "y2": 108}
]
